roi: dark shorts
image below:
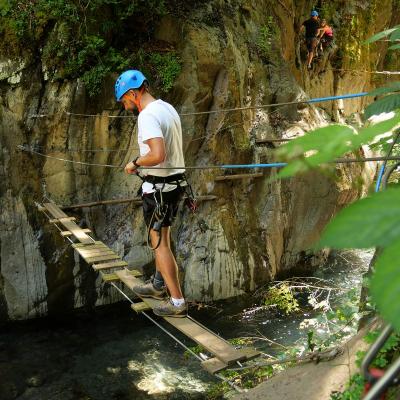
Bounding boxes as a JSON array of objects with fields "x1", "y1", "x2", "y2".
[
  {"x1": 306, "y1": 37, "x2": 318, "y2": 52},
  {"x1": 142, "y1": 187, "x2": 184, "y2": 228}
]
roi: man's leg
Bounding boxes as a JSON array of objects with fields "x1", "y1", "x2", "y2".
[
  {"x1": 150, "y1": 227, "x2": 183, "y2": 299},
  {"x1": 310, "y1": 38, "x2": 318, "y2": 64},
  {"x1": 307, "y1": 50, "x2": 313, "y2": 67}
]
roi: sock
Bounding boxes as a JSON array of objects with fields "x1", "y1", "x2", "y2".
[
  {"x1": 171, "y1": 297, "x2": 185, "y2": 307},
  {"x1": 153, "y1": 270, "x2": 165, "y2": 290}
]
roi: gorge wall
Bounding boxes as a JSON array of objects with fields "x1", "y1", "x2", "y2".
[{"x1": 0, "y1": 0, "x2": 397, "y2": 320}]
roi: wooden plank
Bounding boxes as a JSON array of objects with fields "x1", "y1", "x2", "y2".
[
  {"x1": 75, "y1": 245, "x2": 109, "y2": 253},
  {"x1": 43, "y1": 202, "x2": 68, "y2": 219},
  {"x1": 43, "y1": 202, "x2": 94, "y2": 244},
  {"x1": 100, "y1": 271, "x2": 121, "y2": 282},
  {"x1": 131, "y1": 302, "x2": 152, "y2": 313},
  {"x1": 201, "y1": 358, "x2": 228, "y2": 374},
  {"x1": 75, "y1": 244, "x2": 109, "y2": 252},
  {"x1": 125, "y1": 269, "x2": 142, "y2": 277},
  {"x1": 92, "y1": 260, "x2": 128, "y2": 271},
  {"x1": 85, "y1": 254, "x2": 120, "y2": 263},
  {"x1": 49, "y1": 216, "x2": 76, "y2": 223},
  {"x1": 61, "y1": 228, "x2": 91, "y2": 237},
  {"x1": 81, "y1": 252, "x2": 117, "y2": 262},
  {"x1": 76, "y1": 248, "x2": 115, "y2": 257},
  {"x1": 72, "y1": 241, "x2": 103, "y2": 248},
  {"x1": 115, "y1": 270, "x2": 246, "y2": 365},
  {"x1": 215, "y1": 173, "x2": 263, "y2": 182},
  {"x1": 164, "y1": 317, "x2": 247, "y2": 364},
  {"x1": 60, "y1": 220, "x2": 94, "y2": 244},
  {"x1": 101, "y1": 269, "x2": 142, "y2": 282}
]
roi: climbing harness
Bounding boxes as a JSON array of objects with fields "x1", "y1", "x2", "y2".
[{"x1": 137, "y1": 172, "x2": 197, "y2": 250}]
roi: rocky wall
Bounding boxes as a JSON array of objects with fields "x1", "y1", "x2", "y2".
[{"x1": 0, "y1": 0, "x2": 394, "y2": 320}]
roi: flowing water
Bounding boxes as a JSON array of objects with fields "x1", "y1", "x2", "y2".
[{"x1": 0, "y1": 250, "x2": 373, "y2": 400}]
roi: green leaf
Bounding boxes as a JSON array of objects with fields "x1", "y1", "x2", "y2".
[
  {"x1": 364, "y1": 93, "x2": 400, "y2": 119},
  {"x1": 273, "y1": 113, "x2": 400, "y2": 179},
  {"x1": 388, "y1": 43, "x2": 400, "y2": 50},
  {"x1": 275, "y1": 125, "x2": 355, "y2": 179},
  {"x1": 368, "y1": 82, "x2": 400, "y2": 97},
  {"x1": 318, "y1": 187, "x2": 400, "y2": 249},
  {"x1": 365, "y1": 26, "x2": 400, "y2": 44},
  {"x1": 352, "y1": 112, "x2": 400, "y2": 148},
  {"x1": 390, "y1": 29, "x2": 400, "y2": 41},
  {"x1": 371, "y1": 240, "x2": 400, "y2": 332}
]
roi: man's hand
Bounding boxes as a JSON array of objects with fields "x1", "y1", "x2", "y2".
[{"x1": 124, "y1": 162, "x2": 138, "y2": 174}]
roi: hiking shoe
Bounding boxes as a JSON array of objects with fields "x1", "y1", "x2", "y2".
[
  {"x1": 131, "y1": 281, "x2": 167, "y2": 300},
  {"x1": 153, "y1": 299, "x2": 187, "y2": 318}
]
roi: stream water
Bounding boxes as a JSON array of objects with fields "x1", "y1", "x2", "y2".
[{"x1": 0, "y1": 249, "x2": 373, "y2": 400}]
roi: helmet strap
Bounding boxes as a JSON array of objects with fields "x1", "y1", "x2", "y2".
[{"x1": 133, "y1": 86, "x2": 146, "y2": 113}]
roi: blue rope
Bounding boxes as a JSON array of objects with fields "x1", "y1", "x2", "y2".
[
  {"x1": 221, "y1": 163, "x2": 287, "y2": 169},
  {"x1": 375, "y1": 164, "x2": 386, "y2": 192},
  {"x1": 307, "y1": 92, "x2": 369, "y2": 104}
]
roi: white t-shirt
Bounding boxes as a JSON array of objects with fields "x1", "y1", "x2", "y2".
[{"x1": 137, "y1": 99, "x2": 185, "y2": 193}]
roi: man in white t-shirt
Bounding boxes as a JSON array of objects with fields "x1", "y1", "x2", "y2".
[{"x1": 115, "y1": 69, "x2": 187, "y2": 317}]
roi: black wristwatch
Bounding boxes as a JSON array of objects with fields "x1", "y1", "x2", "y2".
[{"x1": 132, "y1": 156, "x2": 140, "y2": 167}]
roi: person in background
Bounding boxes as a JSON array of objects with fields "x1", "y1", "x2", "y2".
[
  {"x1": 318, "y1": 19, "x2": 334, "y2": 52},
  {"x1": 300, "y1": 10, "x2": 320, "y2": 70}
]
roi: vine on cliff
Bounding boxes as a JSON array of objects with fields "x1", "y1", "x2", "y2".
[{"x1": 0, "y1": 0, "x2": 181, "y2": 96}]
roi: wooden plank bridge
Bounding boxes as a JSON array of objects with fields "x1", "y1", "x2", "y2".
[{"x1": 38, "y1": 201, "x2": 260, "y2": 374}]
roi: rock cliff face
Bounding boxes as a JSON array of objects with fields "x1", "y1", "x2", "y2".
[{"x1": 0, "y1": 0, "x2": 397, "y2": 320}]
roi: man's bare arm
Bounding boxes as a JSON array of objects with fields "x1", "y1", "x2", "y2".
[{"x1": 125, "y1": 137, "x2": 166, "y2": 174}]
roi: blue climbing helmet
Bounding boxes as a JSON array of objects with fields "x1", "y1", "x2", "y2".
[
  {"x1": 114, "y1": 70, "x2": 147, "y2": 101},
  {"x1": 311, "y1": 10, "x2": 319, "y2": 17}
]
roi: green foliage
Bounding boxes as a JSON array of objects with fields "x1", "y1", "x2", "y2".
[
  {"x1": 318, "y1": 187, "x2": 400, "y2": 249},
  {"x1": 332, "y1": 330, "x2": 400, "y2": 399},
  {"x1": 147, "y1": 52, "x2": 182, "y2": 93},
  {"x1": 206, "y1": 382, "x2": 230, "y2": 399},
  {"x1": 264, "y1": 283, "x2": 300, "y2": 314},
  {"x1": 317, "y1": 3, "x2": 338, "y2": 20},
  {"x1": 0, "y1": 0, "x2": 177, "y2": 96},
  {"x1": 368, "y1": 82, "x2": 400, "y2": 97},
  {"x1": 365, "y1": 94, "x2": 400, "y2": 119},
  {"x1": 274, "y1": 113, "x2": 400, "y2": 179},
  {"x1": 184, "y1": 344, "x2": 205, "y2": 358},
  {"x1": 330, "y1": 373, "x2": 365, "y2": 400},
  {"x1": 365, "y1": 25, "x2": 400, "y2": 44},
  {"x1": 317, "y1": 185, "x2": 400, "y2": 332},
  {"x1": 275, "y1": 125, "x2": 355, "y2": 179},
  {"x1": 370, "y1": 241, "x2": 400, "y2": 331},
  {"x1": 256, "y1": 16, "x2": 278, "y2": 60},
  {"x1": 360, "y1": 330, "x2": 400, "y2": 368}
]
